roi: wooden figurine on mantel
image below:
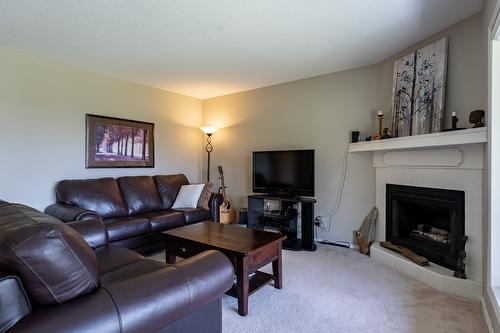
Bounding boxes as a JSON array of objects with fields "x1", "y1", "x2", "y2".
[
  {"x1": 381, "y1": 128, "x2": 392, "y2": 139},
  {"x1": 469, "y1": 110, "x2": 485, "y2": 128}
]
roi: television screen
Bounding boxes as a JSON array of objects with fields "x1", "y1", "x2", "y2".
[{"x1": 253, "y1": 149, "x2": 314, "y2": 197}]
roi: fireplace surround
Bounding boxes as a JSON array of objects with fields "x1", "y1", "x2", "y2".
[
  {"x1": 350, "y1": 130, "x2": 486, "y2": 299},
  {"x1": 386, "y1": 184, "x2": 465, "y2": 270}
]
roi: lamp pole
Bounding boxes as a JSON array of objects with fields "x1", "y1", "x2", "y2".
[
  {"x1": 200, "y1": 126, "x2": 217, "y2": 182},
  {"x1": 205, "y1": 133, "x2": 213, "y2": 182}
]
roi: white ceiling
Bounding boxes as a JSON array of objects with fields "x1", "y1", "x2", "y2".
[{"x1": 0, "y1": 0, "x2": 483, "y2": 99}]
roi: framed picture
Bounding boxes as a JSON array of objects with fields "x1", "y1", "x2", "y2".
[{"x1": 86, "y1": 114, "x2": 154, "y2": 168}]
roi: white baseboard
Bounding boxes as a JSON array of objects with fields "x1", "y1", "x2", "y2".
[
  {"x1": 482, "y1": 297, "x2": 494, "y2": 333},
  {"x1": 485, "y1": 287, "x2": 500, "y2": 332}
]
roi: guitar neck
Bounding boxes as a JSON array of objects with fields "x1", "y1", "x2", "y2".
[
  {"x1": 220, "y1": 175, "x2": 227, "y2": 199},
  {"x1": 218, "y1": 166, "x2": 228, "y2": 202}
]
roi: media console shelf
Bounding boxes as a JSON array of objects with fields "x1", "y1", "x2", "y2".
[{"x1": 247, "y1": 194, "x2": 317, "y2": 251}]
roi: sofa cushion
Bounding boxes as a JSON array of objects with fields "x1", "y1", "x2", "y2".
[
  {"x1": 0, "y1": 202, "x2": 98, "y2": 305},
  {"x1": 135, "y1": 211, "x2": 185, "y2": 231},
  {"x1": 56, "y1": 178, "x2": 128, "y2": 218},
  {"x1": 100, "y1": 259, "x2": 166, "y2": 286},
  {"x1": 153, "y1": 174, "x2": 189, "y2": 209},
  {"x1": 176, "y1": 208, "x2": 211, "y2": 224},
  {"x1": 117, "y1": 176, "x2": 163, "y2": 215},
  {"x1": 95, "y1": 245, "x2": 144, "y2": 276},
  {"x1": 103, "y1": 217, "x2": 151, "y2": 242},
  {"x1": 197, "y1": 182, "x2": 214, "y2": 210},
  {"x1": 172, "y1": 184, "x2": 205, "y2": 209}
]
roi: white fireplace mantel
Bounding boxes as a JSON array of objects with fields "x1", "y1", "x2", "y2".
[
  {"x1": 348, "y1": 127, "x2": 487, "y2": 153},
  {"x1": 351, "y1": 127, "x2": 487, "y2": 300}
]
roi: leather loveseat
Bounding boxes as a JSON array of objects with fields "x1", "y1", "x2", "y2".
[
  {"x1": 0, "y1": 200, "x2": 234, "y2": 333},
  {"x1": 45, "y1": 174, "x2": 223, "y2": 253}
]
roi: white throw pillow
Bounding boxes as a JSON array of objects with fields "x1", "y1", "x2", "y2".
[{"x1": 172, "y1": 184, "x2": 206, "y2": 209}]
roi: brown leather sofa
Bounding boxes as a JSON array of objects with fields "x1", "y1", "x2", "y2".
[
  {"x1": 45, "y1": 174, "x2": 223, "y2": 253},
  {"x1": 0, "y1": 200, "x2": 234, "y2": 333}
]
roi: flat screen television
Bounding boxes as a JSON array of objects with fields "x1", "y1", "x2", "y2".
[{"x1": 253, "y1": 149, "x2": 315, "y2": 197}]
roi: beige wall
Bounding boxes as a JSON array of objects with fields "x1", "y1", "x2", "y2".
[
  {"x1": 203, "y1": 12, "x2": 486, "y2": 244},
  {"x1": 203, "y1": 66, "x2": 378, "y2": 242},
  {"x1": 0, "y1": 48, "x2": 203, "y2": 211},
  {"x1": 0, "y1": 11, "x2": 487, "y2": 248},
  {"x1": 376, "y1": 13, "x2": 486, "y2": 131},
  {"x1": 0, "y1": 6, "x2": 494, "y2": 329}
]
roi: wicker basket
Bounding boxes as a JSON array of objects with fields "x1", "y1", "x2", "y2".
[{"x1": 220, "y1": 208, "x2": 235, "y2": 224}]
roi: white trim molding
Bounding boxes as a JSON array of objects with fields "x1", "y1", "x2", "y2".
[
  {"x1": 483, "y1": 286, "x2": 500, "y2": 332},
  {"x1": 349, "y1": 127, "x2": 486, "y2": 153}
]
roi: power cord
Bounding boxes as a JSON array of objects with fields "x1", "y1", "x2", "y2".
[{"x1": 315, "y1": 142, "x2": 351, "y2": 248}]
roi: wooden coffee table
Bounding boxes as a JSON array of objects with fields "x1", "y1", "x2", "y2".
[{"x1": 163, "y1": 221, "x2": 286, "y2": 316}]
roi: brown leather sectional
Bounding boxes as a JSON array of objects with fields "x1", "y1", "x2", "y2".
[
  {"x1": 45, "y1": 174, "x2": 223, "y2": 253},
  {"x1": 0, "y1": 200, "x2": 234, "y2": 333}
]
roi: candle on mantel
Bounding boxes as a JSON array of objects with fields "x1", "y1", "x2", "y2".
[{"x1": 452, "y1": 112, "x2": 458, "y2": 130}]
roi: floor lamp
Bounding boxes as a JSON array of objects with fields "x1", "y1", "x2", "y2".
[{"x1": 199, "y1": 126, "x2": 218, "y2": 182}]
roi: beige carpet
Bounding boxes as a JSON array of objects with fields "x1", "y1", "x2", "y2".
[{"x1": 150, "y1": 245, "x2": 487, "y2": 333}]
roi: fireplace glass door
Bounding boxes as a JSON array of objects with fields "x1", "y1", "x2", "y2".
[{"x1": 386, "y1": 184, "x2": 465, "y2": 269}]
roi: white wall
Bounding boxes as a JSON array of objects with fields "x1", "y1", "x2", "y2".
[{"x1": 0, "y1": 48, "x2": 204, "y2": 211}]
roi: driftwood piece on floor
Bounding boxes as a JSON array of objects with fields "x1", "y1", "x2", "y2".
[
  {"x1": 353, "y1": 207, "x2": 378, "y2": 255},
  {"x1": 380, "y1": 241, "x2": 429, "y2": 266}
]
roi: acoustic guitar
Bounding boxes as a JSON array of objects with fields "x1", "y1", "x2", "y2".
[{"x1": 217, "y1": 166, "x2": 235, "y2": 224}]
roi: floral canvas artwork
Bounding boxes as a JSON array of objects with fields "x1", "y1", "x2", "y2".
[
  {"x1": 412, "y1": 38, "x2": 448, "y2": 135},
  {"x1": 391, "y1": 37, "x2": 448, "y2": 137},
  {"x1": 391, "y1": 52, "x2": 416, "y2": 137}
]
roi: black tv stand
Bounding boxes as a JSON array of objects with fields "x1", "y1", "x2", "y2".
[
  {"x1": 263, "y1": 193, "x2": 297, "y2": 199},
  {"x1": 247, "y1": 194, "x2": 317, "y2": 251}
]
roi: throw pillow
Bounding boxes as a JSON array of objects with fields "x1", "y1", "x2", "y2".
[
  {"x1": 197, "y1": 182, "x2": 214, "y2": 210},
  {"x1": 172, "y1": 184, "x2": 206, "y2": 209}
]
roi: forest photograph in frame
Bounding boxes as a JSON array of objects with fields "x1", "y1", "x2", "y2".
[{"x1": 86, "y1": 114, "x2": 154, "y2": 168}]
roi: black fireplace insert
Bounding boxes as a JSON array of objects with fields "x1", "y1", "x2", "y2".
[{"x1": 386, "y1": 184, "x2": 465, "y2": 270}]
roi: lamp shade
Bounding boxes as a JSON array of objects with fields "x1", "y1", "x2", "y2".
[{"x1": 199, "y1": 126, "x2": 218, "y2": 135}]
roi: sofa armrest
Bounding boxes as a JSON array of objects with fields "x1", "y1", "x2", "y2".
[
  {"x1": 209, "y1": 193, "x2": 223, "y2": 222},
  {"x1": 0, "y1": 272, "x2": 31, "y2": 333},
  {"x1": 103, "y1": 250, "x2": 234, "y2": 333},
  {"x1": 45, "y1": 203, "x2": 101, "y2": 222},
  {"x1": 7, "y1": 289, "x2": 120, "y2": 333},
  {"x1": 67, "y1": 219, "x2": 109, "y2": 249}
]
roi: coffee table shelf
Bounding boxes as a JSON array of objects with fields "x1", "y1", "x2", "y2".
[{"x1": 226, "y1": 271, "x2": 274, "y2": 298}]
